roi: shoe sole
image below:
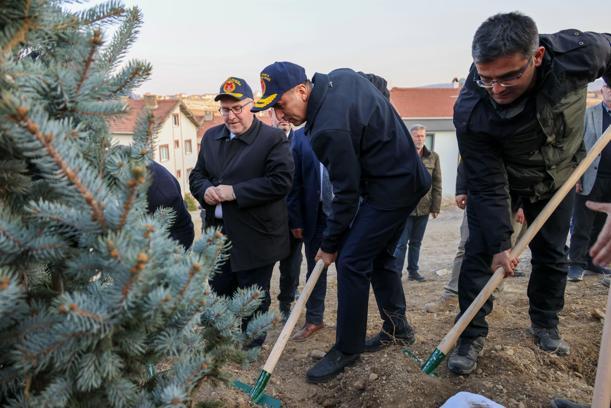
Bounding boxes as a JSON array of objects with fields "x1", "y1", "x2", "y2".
[{"x1": 305, "y1": 356, "x2": 360, "y2": 384}]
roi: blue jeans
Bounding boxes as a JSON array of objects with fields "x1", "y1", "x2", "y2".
[{"x1": 393, "y1": 215, "x2": 429, "y2": 276}]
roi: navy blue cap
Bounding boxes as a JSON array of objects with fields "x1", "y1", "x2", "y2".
[
  {"x1": 251, "y1": 62, "x2": 307, "y2": 112},
  {"x1": 214, "y1": 77, "x2": 253, "y2": 101}
]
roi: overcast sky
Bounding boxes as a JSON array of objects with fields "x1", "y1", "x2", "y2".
[{"x1": 108, "y1": 0, "x2": 608, "y2": 95}]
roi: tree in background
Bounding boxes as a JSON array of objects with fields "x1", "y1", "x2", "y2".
[{"x1": 0, "y1": 1, "x2": 274, "y2": 406}]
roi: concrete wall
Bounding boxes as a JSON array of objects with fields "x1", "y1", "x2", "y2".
[{"x1": 403, "y1": 118, "x2": 459, "y2": 197}]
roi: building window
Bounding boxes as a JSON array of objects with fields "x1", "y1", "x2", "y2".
[
  {"x1": 176, "y1": 170, "x2": 181, "y2": 178},
  {"x1": 184, "y1": 140, "x2": 192, "y2": 154},
  {"x1": 159, "y1": 145, "x2": 169, "y2": 162},
  {"x1": 174, "y1": 140, "x2": 180, "y2": 149},
  {"x1": 204, "y1": 111, "x2": 213, "y2": 121},
  {"x1": 172, "y1": 113, "x2": 180, "y2": 126},
  {"x1": 425, "y1": 133, "x2": 435, "y2": 151}
]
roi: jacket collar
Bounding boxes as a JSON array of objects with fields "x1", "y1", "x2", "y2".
[
  {"x1": 305, "y1": 73, "x2": 332, "y2": 134},
  {"x1": 421, "y1": 145, "x2": 432, "y2": 158},
  {"x1": 215, "y1": 117, "x2": 260, "y2": 144}
]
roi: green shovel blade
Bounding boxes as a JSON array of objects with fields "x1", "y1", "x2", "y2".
[{"x1": 421, "y1": 348, "x2": 446, "y2": 375}]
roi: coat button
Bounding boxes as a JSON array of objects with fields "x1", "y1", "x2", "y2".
[
  {"x1": 574, "y1": 31, "x2": 580, "y2": 36},
  {"x1": 578, "y1": 41, "x2": 584, "y2": 46}
]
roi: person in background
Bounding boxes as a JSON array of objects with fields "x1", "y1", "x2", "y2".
[{"x1": 393, "y1": 124, "x2": 441, "y2": 282}]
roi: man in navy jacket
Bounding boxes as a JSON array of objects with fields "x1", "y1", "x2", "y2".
[
  {"x1": 252, "y1": 62, "x2": 431, "y2": 382},
  {"x1": 147, "y1": 161, "x2": 194, "y2": 250},
  {"x1": 287, "y1": 127, "x2": 330, "y2": 341}
]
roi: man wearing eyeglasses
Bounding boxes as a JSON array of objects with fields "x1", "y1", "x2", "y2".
[
  {"x1": 448, "y1": 12, "x2": 610, "y2": 376},
  {"x1": 189, "y1": 76, "x2": 294, "y2": 348}
]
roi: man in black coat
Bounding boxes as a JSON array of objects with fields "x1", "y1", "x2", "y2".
[
  {"x1": 189, "y1": 77, "x2": 294, "y2": 347},
  {"x1": 450, "y1": 12, "x2": 610, "y2": 375},
  {"x1": 252, "y1": 62, "x2": 431, "y2": 382},
  {"x1": 147, "y1": 161, "x2": 194, "y2": 250}
]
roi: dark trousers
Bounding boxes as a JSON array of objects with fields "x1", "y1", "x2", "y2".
[
  {"x1": 303, "y1": 204, "x2": 328, "y2": 325},
  {"x1": 458, "y1": 191, "x2": 574, "y2": 339},
  {"x1": 393, "y1": 214, "x2": 430, "y2": 276},
  {"x1": 210, "y1": 258, "x2": 274, "y2": 347},
  {"x1": 277, "y1": 234, "x2": 303, "y2": 306},
  {"x1": 569, "y1": 175, "x2": 611, "y2": 268},
  {"x1": 335, "y1": 202, "x2": 412, "y2": 354}
]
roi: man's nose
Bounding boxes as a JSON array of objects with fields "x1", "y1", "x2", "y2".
[{"x1": 273, "y1": 107, "x2": 285, "y2": 120}]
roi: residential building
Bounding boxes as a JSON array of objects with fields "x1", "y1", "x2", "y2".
[
  {"x1": 109, "y1": 95, "x2": 200, "y2": 194},
  {"x1": 391, "y1": 87, "x2": 460, "y2": 196}
]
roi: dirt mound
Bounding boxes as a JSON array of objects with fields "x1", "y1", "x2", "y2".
[{"x1": 194, "y1": 207, "x2": 607, "y2": 408}]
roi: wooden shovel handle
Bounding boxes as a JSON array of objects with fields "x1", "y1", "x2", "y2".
[
  {"x1": 437, "y1": 126, "x2": 611, "y2": 354},
  {"x1": 262, "y1": 259, "x2": 326, "y2": 373}
]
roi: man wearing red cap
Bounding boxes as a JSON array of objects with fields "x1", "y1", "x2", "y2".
[{"x1": 189, "y1": 76, "x2": 294, "y2": 348}]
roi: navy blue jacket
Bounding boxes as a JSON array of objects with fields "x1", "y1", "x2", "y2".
[
  {"x1": 147, "y1": 161, "x2": 194, "y2": 249},
  {"x1": 305, "y1": 69, "x2": 432, "y2": 253},
  {"x1": 287, "y1": 128, "x2": 323, "y2": 244}
]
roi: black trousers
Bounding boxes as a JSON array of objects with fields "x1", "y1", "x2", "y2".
[
  {"x1": 210, "y1": 255, "x2": 274, "y2": 347},
  {"x1": 277, "y1": 233, "x2": 303, "y2": 306},
  {"x1": 458, "y1": 191, "x2": 574, "y2": 340},
  {"x1": 569, "y1": 175, "x2": 611, "y2": 268},
  {"x1": 303, "y1": 204, "x2": 328, "y2": 325},
  {"x1": 335, "y1": 202, "x2": 412, "y2": 354}
]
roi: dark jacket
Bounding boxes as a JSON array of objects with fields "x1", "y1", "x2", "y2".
[
  {"x1": 455, "y1": 160, "x2": 467, "y2": 196},
  {"x1": 305, "y1": 69, "x2": 432, "y2": 253},
  {"x1": 412, "y1": 146, "x2": 442, "y2": 216},
  {"x1": 147, "y1": 161, "x2": 194, "y2": 249},
  {"x1": 189, "y1": 118, "x2": 294, "y2": 271},
  {"x1": 454, "y1": 30, "x2": 611, "y2": 254},
  {"x1": 287, "y1": 128, "x2": 323, "y2": 244}
]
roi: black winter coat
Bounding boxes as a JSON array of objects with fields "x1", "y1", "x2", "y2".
[{"x1": 189, "y1": 118, "x2": 294, "y2": 271}]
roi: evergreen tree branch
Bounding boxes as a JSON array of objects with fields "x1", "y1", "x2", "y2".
[
  {"x1": 1, "y1": 0, "x2": 33, "y2": 55},
  {"x1": 121, "y1": 251, "x2": 148, "y2": 298},
  {"x1": 117, "y1": 166, "x2": 145, "y2": 230},
  {"x1": 10, "y1": 106, "x2": 107, "y2": 229},
  {"x1": 75, "y1": 29, "x2": 103, "y2": 95}
]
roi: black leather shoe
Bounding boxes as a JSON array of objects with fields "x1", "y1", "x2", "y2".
[
  {"x1": 447, "y1": 336, "x2": 485, "y2": 375},
  {"x1": 550, "y1": 398, "x2": 589, "y2": 408},
  {"x1": 306, "y1": 347, "x2": 360, "y2": 383},
  {"x1": 364, "y1": 327, "x2": 415, "y2": 352},
  {"x1": 407, "y1": 271, "x2": 426, "y2": 282}
]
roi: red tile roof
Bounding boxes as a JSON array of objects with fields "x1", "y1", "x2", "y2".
[
  {"x1": 108, "y1": 99, "x2": 199, "y2": 134},
  {"x1": 197, "y1": 116, "x2": 225, "y2": 140},
  {"x1": 390, "y1": 87, "x2": 460, "y2": 118}
]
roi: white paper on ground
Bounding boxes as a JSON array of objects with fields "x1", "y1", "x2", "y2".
[{"x1": 440, "y1": 391, "x2": 505, "y2": 408}]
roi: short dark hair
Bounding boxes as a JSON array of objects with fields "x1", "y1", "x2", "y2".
[{"x1": 472, "y1": 12, "x2": 539, "y2": 63}]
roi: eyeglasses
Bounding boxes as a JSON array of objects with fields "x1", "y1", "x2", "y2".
[
  {"x1": 219, "y1": 100, "x2": 252, "y2": 116},
  {"x1": 475, "y1": 57, "x2": 532, "y2": 89}
]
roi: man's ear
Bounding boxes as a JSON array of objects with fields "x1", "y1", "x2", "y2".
[{"x1": 533, "y1": 46, "x2": 545, "y2": 67}]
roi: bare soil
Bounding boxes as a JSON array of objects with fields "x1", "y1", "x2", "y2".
[{"x1": 192, "y1": 207, "x2": 608, "y2": 408}]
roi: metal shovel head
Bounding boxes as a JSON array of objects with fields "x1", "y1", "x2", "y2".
[{"x1": 232, "y1": 379, "x2": 281, "y2": 408}]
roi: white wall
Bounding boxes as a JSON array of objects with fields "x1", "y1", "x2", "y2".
[
  {"x1": 111, "y1": 105, "x2": 198, "y2": 195},
  {"x1": 432, "y1": 130, "x2": 460, "y2": 197}
]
